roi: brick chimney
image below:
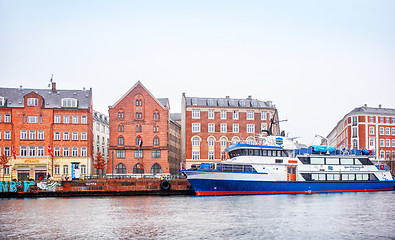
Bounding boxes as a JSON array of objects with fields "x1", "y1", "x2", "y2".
[{"x1": 52, "y1": 82, "x2": 57, "y2": 92}]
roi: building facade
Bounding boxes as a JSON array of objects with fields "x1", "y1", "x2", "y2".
[
  {"x1": 181, "y1": 94, "x2": 279, "y2": 169},
  {"x1": 327, "y1": 105, "x2": 395, "y2": 164},
  {"x1": 0, "y1": 83, "x2": 93, "y2": 181},
  {"x1": 92, "y1": 110, "x2": 109, "y2": 175},
  {"x1": 107, "y1": 81, "x2": 181, "y2": 177}
]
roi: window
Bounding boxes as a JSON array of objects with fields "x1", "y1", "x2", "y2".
[
  {"x1": 192, "y1": 123, "x2": 200, "y2": 132},
  {"x1": 392, "y1": 128, "x2": 395, "y2": 135},
  {"x1": 192, "y1": 137, "x2": 200, "y2": 146},
  {"x1": 208, "y1": 110, "x2": 214, "y2": 119},
  {"x1": 54, "y1": 165, "x2": 60, "y2": 175},
  {"x1": 81, "y1": 147, "x2": 87, "y2": 157},
  {"x1": 54, "y1": 147, "x2": 60, "y2": 157},
  {"x1": 220, "y1": 138, "x2": 227, "y2": 147},
  {"x1": 63, "y1": 115, "x2": 70, "y2": 124},
  {"x1": 4, "y1": 131, "x2": 11, "y2": 140},
  {"x1": 28, "y1": 116, "x2": 38, "y2": 123},
  {"x1": 352, "y1": 127, "x2": 357, "y2": 137},
  {"x1": 72, "y1": 132, "x2": 78, "y2": 141},
  {"x1": 386, "y1": 127, "x2": 390, "y2": 135},
  {"x1": 261, "y1": 112, "x2": 267, "y2": 120},
  {"x1": 369, "y1": 127, "x2": 374, "y2": 135},
  {"x1": 63, "y1": 147, "x2": 69, "y2": 156},
  {"x1": 63, "y1": 132, "x2": 69, "y2": 140},
  {"x1": 4, "y1": 147, "x2": 10, "y2": 156},
  {"x1": 61, "y1": 98, "x2": 78, "y2": 108},
  {"x1": 352, "y1": 139, "x2": 358, "y2": 149},
  {"x1": 209, "y1": 152, "x2": 214, "y2": 160},
  {"x1": 72, "y1": 115, "x2": 79, "y2": 124},
  {"x1": 0, "y1": 97, "x2": 4, "y2": 106},
  {"x1": 54, "y1": 115, "x2": 61, "y2": 123},
  {"x1": 153, "y1": 112, "x2": 160, "y2": 120},
  {"x1": 27, "y1": 98, "x2": 38, "y2": 106},
  {"x1": 208, "y1": 123, "x2": 215, "y2": 133},
  {"x1": 81, "y1": 132, "x2": 87, "y2": 140},
  {"x1": 63, "y1": 165, "x2": 69, "y2": 174},
  {"x1": 208, "y1": 137, "x2": 215, "y2": 146},
  {"x1": 118, "y1": 112, "x2": 124, "y2": 119},
  {"x1": 153, "y1": 137, "x2": 159, "y2": 146},
  {"x1": 392, "y1": 139, "x2": 395, "y2": 147},
  {"x1": 38, "y1": 130, "x2": 44, "y2": 140},
  {"x1": 192, "y1": 152, "x2": 200, "y2": 160},
  {"x1": 233, "y1": 111, "x2": 239, "y2": 120},
  {"x1": 29, "y1": 146, "x2": 36, "y2": 156},
  {"x1": 150, "y1": 163, "x2": 162, "y2": 174},
  {"x1": 119, "y1": 125, "x2": 124, "y2": 132},
  {"x1": 116, "y1": 150, "x2": 125, "y2": 158},
  {"x1": 136, "y1": 112, "x2": 142, "y2": 119},
  {"x1": 386, "y1": 139, "x2": 390, "y2": 147},
  {"x1": 380, "y1": 151, "x2": 385, "y2": 159},
  {"x1": 192, "y1": 110, "x2": 200, "y2": 119},
  {"x1": 220, "y1": 124, "x2": 227, "y2": 133},
  {"x1": 352, "y1": 116, "x2": 357, "y2": 125},
  {"x1": 81, "y1": 115, "x2": 87, "y2": 124},
  {"x1": 115, "y1": 163, "x2": 127, "y2": 174},
  {"x1": 136, "y1": 124, "x2": 142, "y2": 132},
  {"x1": 152, "y1": 150, "x2": 161, "y2": 158},
  {"x1": 37, "y1": 146, "x2": 44, "y2": 156},
  {"x1": 220, "y1": 110, "x2": 227, "y2": 119},
  {"x1": 247, "y1": 111, "x2": 254, "y2": 120},
  {"x1": 72, "y1": 147, "x2": 78, "y2": 157},
  {"x1": 247, "y1": 124, "x2": 255, "y2": 133},
  {"x1": 380, "y1": 139, "x2": 384, "y2": 147},
  {"x1": 81, "y1": 165, "x2": 86, "y2": 174},
  {"x1": 380, "y1": 117, "x2": 384, "y2": 123},
  {"x1": 118, "y1": 136, "x2": 124, "y2": 145},
  {"x1": 369, "y1": 138, "x2": 375, "y2": 148},
  {"x1": 29, "y1": 130, "x2": 36, "y2": 140},
  {"x1": 20, "y1": 130, "x2": 27, "y2": 140},
  {"x1": 261, "y1": 124, "x2": 267, "y2": 132},
  {"x1": 135, "y1": 150, "x2": 143, "y2": 158},
  {"x1": 5, "y1": 114, "x2": 11, "y2": 122},
  {"x1": 379, "y1": 127, "x2": 384, "y2": 135},
  {"x1": 233, "y1": 124, "x2": 239, "y2": 133},
  {"x1": 20, "y1": 146, "x2": 27, "y2": 156},
  {"x1": 386, "y1": 117, "x2": 390, "y2": 124},
  {"x1": 153, "y1": 125, "x2": 159, "y2": 133},
  {"x1": 369, "y1": 116, "x2": 374, "y2": 123}
]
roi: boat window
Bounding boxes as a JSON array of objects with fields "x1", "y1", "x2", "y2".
[
  {"x1": 340, "y1": 158, "x2": 353, "y2": 165},
  {"x1": 254, "y1": 149, "x2": 260, "y2": 156},
  {"x1": 355, "y1": 174, "x2": 363, "y2": 180},
  {"x1": 248, "y1": 149, "x2": 254, "y2": 156},
  {"x1": 281, "y1": 151, "x2": 288, "y2": 157},
  {"x1": 312, "y1": 174, "x2": 319, "y2": 181},
  {"x1": 311, "y1": 157, "x2": 325, "y2": 165},
  {"x1": 334, "y1": 174, "x2": 340, "y2": 180},
  {"x1": 358, "y1": 158, "x2": 374, "y2": 165},
  {"x1": 326, "y1": 158, "x2": 339, "y2": 165},
  {"x1": 262, "y1": 150, "x2": 267, "y2": 156},
  {"x1": 341, "y1": 174, "x2": 349, "y2": 181},
  {"x1": 327, "y1": 174, "x2": 334, "y2": 181},
  {"x1": 363, "y1": 174, "x2": 369, "y2": 180},
  {"x1": 232, "y1": 165, "x2": 243, "y2": 172},
  {"x1": 318, "y1": 174, "x2": 326, "y2": 181},
  {"x1": 298, "y1": 157, "x2": 310, "y2": 164},
  {"x1": 275, "y1": 159, "x2": 283, "y2": 163},
  {"x1": 348, "y1": 174, "x2": 355, "y2": 181},
  {"x1": 354, "y1": 159, "x2": 362, "y2": 165}
]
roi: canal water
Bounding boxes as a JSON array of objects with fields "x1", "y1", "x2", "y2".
[{"x1": 1, "y1": 192, "x2": 395, "y2": 239}]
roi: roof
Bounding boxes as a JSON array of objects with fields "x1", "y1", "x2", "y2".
[
  {"x1": 170, "y1": 113, "x2": 181, "y2": 121},
  {"x1": 93, "y1": 110, "x2": 109, "y2": 125},
  {"x1": 0, "y1": 86, "x2": 92, "y2": 109},
  {"x1": 184, "y1": 96, "x2": 275, "y2": 109},
  {"x1": 350, "y1": 106, "x2": 395, "y2": 115}
]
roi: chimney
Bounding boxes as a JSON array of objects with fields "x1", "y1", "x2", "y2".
[
  {"x1": 226, "y1": 96, "x2": 230, "y2": 99},
  {"x1": 247, "y1": 95, "x2": 252, "y2": 100},
  {"x1": 52, "y1": 82, "x2": 57, "y2": 92},
  {"x1": 379, "y1": 104, "x2": 382, "y2": 108}
]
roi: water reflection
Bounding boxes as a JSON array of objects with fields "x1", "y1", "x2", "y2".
[{"x1": 1, "y1": 192, "x2": 395, "y2": 239}]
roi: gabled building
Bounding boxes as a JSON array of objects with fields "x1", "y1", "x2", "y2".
[
  {"x1": 107, "y1": 81, "x2": 181, "y2": 177},
  {"x1": 327, "y1": 105, "x2": 395, "y2": 163},
  {"x1": 181, "y1": 94, "x2": 279, "y2": 169},
  {"x1": 0, "y1": 82, "x2": 93, "y2": 181}
]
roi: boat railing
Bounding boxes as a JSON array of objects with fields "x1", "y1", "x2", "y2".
[{"x1": 294, "y1": 147, "x2": 375, "y2": 157}]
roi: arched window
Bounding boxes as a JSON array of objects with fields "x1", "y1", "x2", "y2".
[
  {"x1": 192, "y1": 137, "x2": 200, "y2": 146},
  {"x1": 220, "y1": 137, "x2": 227, "y2": 147},
  {"x1": 153, "y1": 112, "x2": 160, "y2": 120},
  {"x1": 352, "y1": 139, "x2": 358, "y2": 149},
  {"x1": 246, "y1": 138, "x2": 254, "y2": 145},
  {"x1": 133, "y1": 163, "x2": 144, "y2": 174},
  {"x1": 118, "y1": 125, "x2": 124, "y2": 132},
  {"x1": 150, "y1": 163, "x2": 162, "y2": 174},
  {"x1": 208, "y1": 137, "x2": 215, "y2": 146},
  {"x1": 118, "y1": 111, "x2": 124, "y2": 119},
  {"x1": 115, "y1": 163, "x2": 127, "y2": 174},
  {"x1": 153, "y1": 137, "x2": 159, "y2": 145},
  {"x1": 231, "y1": 137, "x2": 240, "y2": 144},
  {"x1": 118, "y1": 136, "x2": 124, "y2": 145}
]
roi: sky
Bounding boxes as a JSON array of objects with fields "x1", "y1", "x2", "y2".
[{"x1": 1, "y1": 0, "x2": 394, "y2": 145}]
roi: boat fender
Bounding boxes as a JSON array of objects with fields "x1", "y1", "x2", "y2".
[
  {"x1": 380, "y1": 165, "x2": 385, "y2": 170},
  {"x1": 160, "y1": 180, "x2": 171, "y2": 191}
]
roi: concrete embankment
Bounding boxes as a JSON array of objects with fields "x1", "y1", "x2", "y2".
[{"x1": 0, "y1": 178, "x2": 195, "y2": 198}]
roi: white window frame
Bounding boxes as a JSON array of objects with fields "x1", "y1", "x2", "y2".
[
  {"x1": 37, "y1": 146, "x2": 44, "y2": 156},
  {"x1": 233, "y1": 124, "x2": 239, "y2": 133},
  {"x1": 28, "y1": 116, "x2": 38, "y2": 123},
  {"x1": 220, "y1": 110, "x2": 227, "y2": 119},
  {"x1": 192, "y1": 137, "x2": 200, "y2": 146},
  {"x1": 220, "y1": 123, "x2": 227, "y2": 133},
  {"x1": 63, "y1": 115, "x2": 70, "y2": 124},
  {"x1": 72, "y1": 147, "x2": 78, "y2": 157},
  {"x1": 4, "y1": 131, "x2": 11, "y2": 140},
  {"x1": 261, "y1": 112, "x2": 267, "y2": 120},
  {"x1": 386, "y1": 127, "x2": 390, "y2": 135},
  {"x1": 369, "y1": 126, "x2": 374, "y2": 135},
  {"x1": 208, "y1": 123, "x2": 215, "y2": 133},
  {"x1": 63, "y1": 147, "x2": 69, "y2": 157},
  {"x1": 29, "y1": 130, "x2": 36, "y2": 140},
  {"x1": 72, "y1": 115, "x2": 79, "y2": 124},
  {"x1": 379, "y1": 127, "x2": 384, "y2": 135},
  {"x1": 208, "y1": 152, "x2": 214, "y2": 160},
  {"x1": 81, "y1": 147, "x2": 87, "y2": 157},
  {"x1": 233, "y1": 111, "x2": 239, "y2": 120},
  {"x1": 54, "y1": 132, "x2": 60, "y2": 140},
  {"x1": 192, "y1": 123, "x2": 200, "y2": 132},
  {"x1": 4, "y1": 114, "x2": 11, "y2": 122},
  {"x1": 81, "y1": 115, "x2": 87, "y2": 124},
  {"x1": 81, "y1": 132, "x2": 87, "y2": 140},
  {"x1": 192, "y1": 110, "x2": 200, "y2": 119},
  {"x1": 72, "y1": 132, "x2": 78, "y2": 141},
  {"x1": 208, "y1": 137, "x2": 215, "y2": 146},
  {"x1": 20, "y1": 146, "x2": 27, "y2": 156},
  {"x1": 37, "y1": 130, "x2": 44, "y2": 140},
  {"x1": 63, "y1": 132, "x2": 69, "y2": 141},
  {"x1": 29, "y1": 146, "x2": 36, "y2": 156},
  {"x1": 247, "y1": 124, "x2": 255, "y2": 133},
  {"x1": 247, "y1": 111, "x2": 254, "y2": 120},
  {"x1": 220, "y1": 138, "x2": 227, "y2": 147},
  {"x1": 54, "y1": 115, "x2": 61, "y2": 123},
  {"x1": 27, "y1": 98, "x2": 39, "y2": 106},
  {"x1": 208, "y1": 110, "x2": 214, "y2": 119},
  {"x1": 20, "y1": 130, "x2": 27, "y2": 140},
  {"x1": 61, "y1": 98, "x2": 78, "y2": 108},
  {"x1": 192, "y1": 152, "x2": 200, "y2": 160}
]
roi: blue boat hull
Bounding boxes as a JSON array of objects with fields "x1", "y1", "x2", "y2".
[{"x1": 188, "y1": 179, "x2": 395, "y2": 196}]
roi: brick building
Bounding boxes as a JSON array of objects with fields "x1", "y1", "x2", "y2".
[
  {"x1": 107, "y1": 81, "x2": 181, "y2": 177},
  {"x1": 327, "y1": 105, "x2": 395, "y2": 166},
  {"x1": 0, "y1": 83, "x2": 93, "y2": 181},
  {"x1": 181, "y1": 94, "x2": 279, "y2": 169}
]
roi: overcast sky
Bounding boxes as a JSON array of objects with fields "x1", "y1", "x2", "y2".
[{"x1": 1, "y1": 0, "x2": 394, "y2": 145}]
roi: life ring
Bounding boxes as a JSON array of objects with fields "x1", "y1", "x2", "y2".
[
  {"x1": 380, "y1": 165, "x2": 385, "y2": 170},
  {"x1": 160, "y1": 180, "x2": 171, "y2": 191},
  {"x1": 368, "y1": 150, "x2": 373, "y2": 155}
]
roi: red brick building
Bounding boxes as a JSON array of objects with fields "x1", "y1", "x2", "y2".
[
  {"x1": 0, "y1": 83, "x2": 93, "y2": 181},
  {"x1": 181, "y1": 94, "x2": 279, "y2": 169},
  {"x1": 327, "y1": 105, "x2": 395, "y2": 163},
  {"x1": 107, "y1": 81, "x2": 181, "y2": 176}
]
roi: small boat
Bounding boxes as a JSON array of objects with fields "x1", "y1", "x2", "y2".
[{"x1": 182, "y1": 135, "x2": 395, "y2": 196}]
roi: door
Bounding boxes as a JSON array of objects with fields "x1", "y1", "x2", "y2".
[{"x1": 287, "y1": 166, "x2": 296, "y2": 181}]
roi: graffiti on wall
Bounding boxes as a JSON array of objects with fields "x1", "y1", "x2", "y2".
[{"x1": 0, "y1": 181, "x2": 61, "y2": 192}]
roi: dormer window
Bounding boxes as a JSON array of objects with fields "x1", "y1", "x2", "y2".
[
  {"x1": 61, "y1": 98, "x2": 78, "y2": 108},
  {"x1": 0, "y1": 96, "x2": 5, "y2": 106},
  {"x1": 27, "y1": 98, "x2": 39, "y2": 106}
]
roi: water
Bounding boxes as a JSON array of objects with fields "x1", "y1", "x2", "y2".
[{"x1": 1, "y1": 192, "x2": 395, "y2": 239}]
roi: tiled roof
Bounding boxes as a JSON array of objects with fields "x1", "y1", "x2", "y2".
[
  {"x1": 184, "y1": 96, "x2": 275, "y2": 109},
  {"x1": 0, "y1": 86, "x2": 92, "y2": 109},
  {"x1": 350, "y1": 106, "x2": 395, "y2": 115}
]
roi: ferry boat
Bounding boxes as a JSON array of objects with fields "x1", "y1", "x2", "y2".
[{"x1": 182, "y1": 135, "x2": 395, "y2": 196}]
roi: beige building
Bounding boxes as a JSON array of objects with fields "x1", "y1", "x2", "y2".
[{"x1": 92, "y1": 110, "x2": 109, "y2": 175}]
